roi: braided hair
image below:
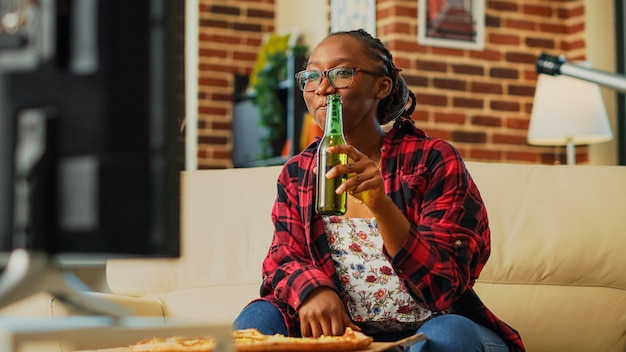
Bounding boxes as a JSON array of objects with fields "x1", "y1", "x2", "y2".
[{"x1": 327, "y1": 29, "x2": 417, "y2": 124}]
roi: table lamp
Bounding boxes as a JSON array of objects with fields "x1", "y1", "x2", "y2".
[{"x1": 527, "y1": 66, "x2": 613, "y2": 165}]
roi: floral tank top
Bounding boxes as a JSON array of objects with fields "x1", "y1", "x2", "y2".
[{"x1": 322, "y1": 216, "x2": 432, "y2": 333}]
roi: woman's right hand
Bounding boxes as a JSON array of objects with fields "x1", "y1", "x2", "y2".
[
  {"x1": 298, "y1": 287, "x2": 360, "y2": 337},
  {"x1": 326, "y1": 145, "x2": 386, "y2": 209}
]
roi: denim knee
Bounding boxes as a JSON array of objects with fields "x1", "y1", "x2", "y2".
[
  {"x1": 409, "y1": 314, "x2": 508, "y2": 352},
  {"x1": 232, "y1": 300, "x2": 288, "y2": 336}
]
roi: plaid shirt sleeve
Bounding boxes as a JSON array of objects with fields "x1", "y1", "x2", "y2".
[
  {"x1": 384, "y1": 128, "x2": 489, "y2": 312},
  {"x1": 259, "y1": 147, "x2": 337, "y2": 314},
  {"x1": 383, "y1": 119, "x2": 524, "y2": 351}
]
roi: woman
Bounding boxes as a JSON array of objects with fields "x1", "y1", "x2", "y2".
[{"x1": 233, "y1": 29, "x2": 525, "y2": 352}]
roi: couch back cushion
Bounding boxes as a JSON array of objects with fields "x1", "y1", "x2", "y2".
[
  {"x1": 467, "y1": 162, "x2": 626, "y2": 352},
  {"x1": 106, "y1": 166, "x2": 282, "y2": 323}
]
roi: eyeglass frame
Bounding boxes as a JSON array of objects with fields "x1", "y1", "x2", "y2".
[{"x1": 294, "y1": 66, "x2": 386, "y2": 92}]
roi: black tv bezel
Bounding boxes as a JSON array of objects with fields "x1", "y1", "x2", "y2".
[{"x1": 0, "y1": 0, "x2": 184, "y2": 261}]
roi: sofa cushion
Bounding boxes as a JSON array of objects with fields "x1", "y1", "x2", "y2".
[
  {"x1": 474, "y1": 282, "x2": 625, "y2": 352},
  {"x1": 467, "y1": 162, "x2": 626, "y2": 352},
  {"x1": 468, "y1": 163, "x2": 626, "y2": 288},
  {"x1": 106, "y1": 166, "x2": 282, "y2": 323}
]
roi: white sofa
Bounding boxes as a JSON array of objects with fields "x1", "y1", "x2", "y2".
[{"x1": 2, "y1": 162, "x2": 626, "y2": 351}]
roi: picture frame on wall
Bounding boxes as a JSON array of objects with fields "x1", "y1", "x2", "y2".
[
  {"x1": 330, "y1": 0, "x2": 376, "y2": 36},
  {"x1": 417, "y1": 0, "x2": 485, "y2": 51}
]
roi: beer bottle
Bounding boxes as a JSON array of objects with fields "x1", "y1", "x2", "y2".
[{"x1": 316, "y1": 94, "x2": 347, "y2": 215}]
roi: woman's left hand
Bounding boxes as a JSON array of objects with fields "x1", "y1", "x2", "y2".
[
  {"x1": 326, "y1": 145, "x2": 386, "y2": 208},
  {"x1": 327, "y1": 144, "x2": 411, "y2": 257}
]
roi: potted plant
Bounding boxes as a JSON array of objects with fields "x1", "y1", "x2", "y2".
[
  {"x1": 249, "y1": 31, "x2": 308, "y2": 160},
  {"x1": 251, "y1": 51, "x2": 289, "y2": 159}
]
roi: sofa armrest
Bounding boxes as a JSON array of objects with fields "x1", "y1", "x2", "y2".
[
  {"x1": 0, "y1": 293, "x2": 58, "y2": 318},
  {"x1": 0, "y1": 292, "x2": 165, "y2": 319},
  {"x1": 80, "y1": 292, "x2": 166, "y2": 318}
]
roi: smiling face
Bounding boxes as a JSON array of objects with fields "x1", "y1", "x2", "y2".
[{"x1": 303, "y1": 34, "x2": 392, "y2": 137}]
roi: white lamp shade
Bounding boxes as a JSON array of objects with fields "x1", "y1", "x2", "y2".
[{"x1": 527, "y1": 73, "x2": 613, "y2": 146}]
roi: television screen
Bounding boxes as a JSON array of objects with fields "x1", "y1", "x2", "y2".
[{"x1": 0, "y1": 0, "x2": 184, "y2": 269}]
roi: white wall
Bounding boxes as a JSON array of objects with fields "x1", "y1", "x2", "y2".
[
  {"x1": 276, "y1": 0, "x2": 329, "y2": 49},
  {"x1": 185, "y1": 0, "x2": 199, "y2": 170},
  {"x1": 586, "y1": 0, "x2": 619, "y2": 165}
]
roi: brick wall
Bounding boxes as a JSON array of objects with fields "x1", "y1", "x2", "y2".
[
  {"x1": 197, "y1": 0, "x2": 275, "y2": 169},
  {"x1": 196, "y1": 0, "x2": 587, "y2": 168},
  {"x1": 378, "y1": 0, "x2": 587, "y2": 164}
]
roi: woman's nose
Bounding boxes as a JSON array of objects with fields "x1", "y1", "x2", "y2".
[{"x1": 315, "y1": 75, "x2": 335, "y2": 94}]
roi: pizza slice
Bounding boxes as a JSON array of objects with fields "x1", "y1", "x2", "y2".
[
  {"x1": 233, "y1": 327, "x2": 373, "y2": 352},
  {"x1": 131, "y1": 336, "x2": 217, "y2": 352},
  {"x1": 131, "y1": 326, "x2": 373, "y2": 352}
]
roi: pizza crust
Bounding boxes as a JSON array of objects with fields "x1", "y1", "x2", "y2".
[
  {"x1": 233, "y1": 327, "x2": 373, "y2": 352},
  {"x1": 131, "y1": 336, "x2": 217, "y2": 352},
  {"x1": 131, "y1": 327, "x2": 372, "y2": 352}
]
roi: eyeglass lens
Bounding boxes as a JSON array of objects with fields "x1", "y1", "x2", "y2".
[{"x1": 296, "y1": 67, "x2": 355, "y2": 91}]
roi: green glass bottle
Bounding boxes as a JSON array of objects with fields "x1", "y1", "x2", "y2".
[{"x1": 316, "y1": 94, "x2": 348, "y2": 215}]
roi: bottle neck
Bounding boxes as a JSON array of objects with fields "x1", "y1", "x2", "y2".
[{"x1": 324, "y1": 96, "x2": 343, "y2": 136}]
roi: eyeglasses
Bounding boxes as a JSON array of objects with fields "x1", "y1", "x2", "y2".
[{"x1": 295, "y1": 66, "x2": 384, "y2": 92}]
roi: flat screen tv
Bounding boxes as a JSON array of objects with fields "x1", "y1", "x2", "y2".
[{"x1": 0, "y1": 0, "x2": 184, "y2": 315}]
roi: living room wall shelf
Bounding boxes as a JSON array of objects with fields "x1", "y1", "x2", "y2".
[{"x1": 233, "y1": 55, "x2": 307, "y2": 168}]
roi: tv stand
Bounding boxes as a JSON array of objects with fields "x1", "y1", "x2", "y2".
[{"x1": 0, "y1": 248, "x2": 129, "y2": 317}]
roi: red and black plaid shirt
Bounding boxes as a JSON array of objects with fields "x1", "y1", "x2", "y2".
[{"x1": 258, "y1": 118, "x2": 524, "y2": 351}]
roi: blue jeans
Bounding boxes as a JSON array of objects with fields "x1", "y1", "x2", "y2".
[
  {"x1": 407, "y1": 314, "x2": 509, "y2": 352},
  {"x1": 233, "y1": 300, "x2": 289, "y2": 336},
  {"x1": 233, "y1": 301, "x2": 509, "y2": 352}
]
